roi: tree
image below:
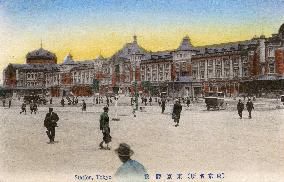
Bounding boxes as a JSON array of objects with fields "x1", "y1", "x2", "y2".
[
  {"x1": 141, "y1": 81, "x2": 157, "y2": 95},
  {"x1": 92, "y1": 79, "x2": 100, "y2": 93}
]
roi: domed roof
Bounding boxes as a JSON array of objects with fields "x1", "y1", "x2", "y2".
[
  {"x1": 279, "y1": 23, "x2": 284, "y2": 40},
  {"x1": 63, "y1": 53, "x2": 74, "y2": 64},
  {"x1": 26, "y1": 47, "x2": 57, "y2": 60}
]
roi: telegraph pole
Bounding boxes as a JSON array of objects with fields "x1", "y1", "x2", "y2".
[{"x1": 133, "y1": 61, "x2": 138, "y2": 111}]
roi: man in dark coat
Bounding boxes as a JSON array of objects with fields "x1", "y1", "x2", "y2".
[
  {"x1": 144, "y1": 97, "x2": 147, "y2": 106},
  {"x1": 44, "y1": 107, "x2": 59, "y2": 143},
  {"x1": 106, "y1": 97, "x2": 110, "y2": 107},
  {"x1": 237, "y1": 99, "x2": 244, "y2": 119},
  {"x1": 82, "y1": 100, "x2": 86, "y2": 111},
  {"x1": 149, "y1": 97, "x2": 152, "y2": 106},
  {"x1": 172, "y1": 99, "x2": 182, "y2": 127},
  {"x1": 8, "y1": 99, "x2": 11, "y2": 108},
  {"x1": 60, "y1": 98, "x2": 65, "y2": 107},
  {"x1": 246, "y1": 99, "x2": 254, "y2": 119},
  {"x1": 99, "y1": 107, "x2": 111, "y2": 150},
  {"x1": 50, "y1": 98, "x2": 53, "y2": 104},
  {"x1": 161, "y1": 98, "x2": 166, "y2": 113},
  {"x1": 20, "y1": 102, "x2": 27, "y2": 114}
]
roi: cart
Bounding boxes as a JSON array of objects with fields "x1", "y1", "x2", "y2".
[{"x1": 204, "y1": 96, "x2": 225, "y2": 110}]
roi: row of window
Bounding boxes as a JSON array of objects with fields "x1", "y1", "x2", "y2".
[
  {"x1": 141, "y1": 64, "x2": 170, "y2": 71},
  {"x1": 192, "y1": 67, "x2": 249, "y2": 79},
  {"x1": 26, "y1": 73, "x2": 43, "y2": 79},
  {"x1": 141, "y1": 72, "x2": 170, "y2": 82},
  {"x1": 17, "y1": 81, "x2": 43, "y2": 87}
]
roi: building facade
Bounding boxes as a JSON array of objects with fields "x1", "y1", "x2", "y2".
[{"x1": 3, "y1": 24, "x2": 284, "y2": 97}]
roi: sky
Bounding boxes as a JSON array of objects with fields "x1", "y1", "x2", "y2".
[{"x1": 0, "y1": 0, "x2": 284, "y2": 82}]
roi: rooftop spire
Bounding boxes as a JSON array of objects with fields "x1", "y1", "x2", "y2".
[
  {"x1": 40, "y1": 39, "x2": 43, "y2": 48},
  {"x1": 133, "y1": 34, "x2": 137, "y2": 44}
]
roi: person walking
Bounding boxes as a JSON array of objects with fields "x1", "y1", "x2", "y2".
[
  {"x1": 2, "y1": 99, "x2": 5, "y2": 107},
  {"x1": 172, "y1": 99, "x2": 182, "y2": 127},
  {"x1": 149, "y1": 97, "x2": 152, "y2": 106},
  {"x1": 130, "y1": 97, "x2": 133, "y2": 106},
  {"x1": 106, "y1": 97, "x2": 110, "y2": 107},
  {"x1": 186, "y1": 97, "x2": 190, "y2": 107},
  {"x1": 44, "y1": 107, "x2": 59, "y2": 144},
  {"x1": 60, "y1": 98, "x2": 65, "y2": 107},
  {"x1": 30, "y1": 101, "x2": 38, "y2": 114},
  {"x1": 50, "y1": 98, "x2": 53, "y2": 105},
  {"x1": 246, "y1": 99, "x2": 254, "y2": 119},
  {"x1": 237, "y1": 99, "x2": 244, "y2": 119},
  {"x1": 132, "y1": 99, "x2": 137, "y2": 117},
  {"x1": 82, "y1": 100, "x2": 87, "y2": 111},
  {"x1": 114, "y1": 143, "x2": 147, "y2": 182},
  {"x1": 99, "y1": 107, "x2": 111, "y2": 150},
  {"x1": 161, "y1": 98, "x2": 166, "y2": 114},
  {"x1": 8, "y1": 99, "x2": 11, "y2": 108},
  {"x1": 20, "y1": 102, "x2": 27, "y2": 114}
]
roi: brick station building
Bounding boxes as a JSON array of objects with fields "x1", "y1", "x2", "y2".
[{"x1": 2, "y1": 24, "x2": 284, "y2": 97}]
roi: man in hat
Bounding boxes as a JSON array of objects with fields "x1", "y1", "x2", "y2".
[
  {"x1": 99, "y1": 107, "x2": 111, "y2": 150},
  {"x1": 172, "y1": 99, "x2": 182, "y2": 127},
  {"x1": 114, "y1": 143, "x2": 147, "y2": 182},
  {"x1": 246, "y1": 99, "x2": 254, "y2": 119},
  {"x1": 237, "y1": 99, "x2": 244, "y2": 119},
  {"x1": 44, "y1": 107, "x2": 59, "y2": 144}
]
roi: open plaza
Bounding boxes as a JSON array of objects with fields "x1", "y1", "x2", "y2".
[{"x1": 0, "y1": 96, "x2": 283, "y2": 182}]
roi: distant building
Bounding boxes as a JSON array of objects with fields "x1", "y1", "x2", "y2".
[{"x1": 2, "y1": 23, "x2": 284, "y2": 97}]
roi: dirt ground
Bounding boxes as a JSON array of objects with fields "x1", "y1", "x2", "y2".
[{"x1": 0, "y1": 97, "x2": 283, "y2": 182}]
